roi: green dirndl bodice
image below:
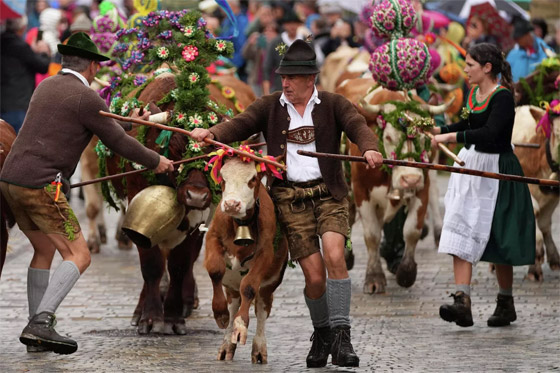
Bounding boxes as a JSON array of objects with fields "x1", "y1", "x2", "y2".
[{"x1": 480, "y1": 151, "x2": 536, "y2": 265}]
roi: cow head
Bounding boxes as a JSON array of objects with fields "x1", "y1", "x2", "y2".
[
  {"x1": 219, "y1": 157, "x2": 262, "y2": 219},
  {"x1": 176, "y1": 169, "x2": 212, "y2": 210},
  {"x1": 360, "y1": 89, "x2": 453, "y2": 196}
]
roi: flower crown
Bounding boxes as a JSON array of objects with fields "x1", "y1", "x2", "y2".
[
  {"x1": 537, "y1": 99, "x2": 560, "y2": 138},
  {"x1": 205, "y1": 145, "x2": 284, "y2": 184}
]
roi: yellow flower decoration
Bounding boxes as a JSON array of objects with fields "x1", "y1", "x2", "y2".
[
  {"x1": 221, "y1": 86, "x2": 235, "y2": 99},
  {"x1": 234, "y1": 101, "x2": 245, "y2": 113}
]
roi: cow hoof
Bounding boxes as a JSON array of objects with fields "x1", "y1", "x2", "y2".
[
  {"x1": 173, "y1": 323, "x2": 187, "y2": 335},
  {"x1": 130, "y1": 314, "x2": 141, "y2": 326},
  {"x1": 182, "y1": 304, "x2": 194, "y2": 318},
  {"x1": 137, "y1": 322, "x2": 150, "y2": 335},
  {"x1": 420, "y1": 225, "x2": 429, "y2": 240},
  {"x1": 218, "y1": 341, "x2": 237, "y2": 361},
  {"x1": 252, "y1": 338, "x2": 268, "y2": 364},
  {"x1": 363, "y1": 281, "x2": 385, "y2": 294},
  {"x1": 231, "y1": 317, "x2": 248, "y2": 345},
  {"x1": 214, "y1": 312, "x2": 229, "y2": 329},
  {"x1": 98, "y1": 225, "x2": 107, "y2": 244},
  {"x1": 549, "y1": 258, "x2": 560, "y2": 271},
  {"x1": 88, "y1": 240, "x2": 100, "y2": 254},
  {"x1": 252, "y1": 352, "x2": 267, "y2": 364},
  {"x1": 151, "y1": 320, "x2": 165, "y2": 334},
  {"x1": 526, "y1": 265, "x2": 543, "y2": 282},
  {"x1": 396, "y1": 261, "x2": 417, "y2": 288},
  {"x1": 117, "y1": 239, "x2": 133, "y2": 251}
]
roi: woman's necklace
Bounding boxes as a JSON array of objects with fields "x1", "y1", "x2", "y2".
[{"x1": 476, "y1": 84, "x2": 499, "y2": 103}]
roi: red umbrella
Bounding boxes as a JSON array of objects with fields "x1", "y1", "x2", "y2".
[
  {"x1": 0, "y1": 0, "x2": 25, "y2": 20},
  {"x1": 467, "y1": 1, "x2": 514, "y2": 51}
]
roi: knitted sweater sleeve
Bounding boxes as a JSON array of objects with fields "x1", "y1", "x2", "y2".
[
  {"x1": 79, "y1": 90, "x2": 160, "y2": 169},
  {"x1": 209, "y1": 97, "x2": 266, "y2": 143},
  {"x1": 440, "y1": 117, "x2": 469, "y2": 134},
  {"x1": 334, "y1": 94, "x2": 377, "y2": 153}
]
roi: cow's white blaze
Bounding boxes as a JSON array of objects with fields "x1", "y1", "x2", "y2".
[{"x1": 220, "y1": 158, "x2": 258, "y2": 219}]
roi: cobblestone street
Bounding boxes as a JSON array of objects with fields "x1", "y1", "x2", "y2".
[{"x1": 0, "y1": 175, "x2": 558, "y2": 372}]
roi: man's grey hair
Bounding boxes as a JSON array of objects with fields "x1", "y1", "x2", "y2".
[
  {"x1": 5, "y1": 16, "x2": 28, "y2": 33},
  {"x1": 61, "y1": 55, "x2": 92, "y2": 72}
]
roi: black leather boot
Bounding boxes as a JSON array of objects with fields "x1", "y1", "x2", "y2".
[
  {"x1": 331, "y1": 325, "x2": 359, "y2": 367},
  {"x1": 20, "y1": 312, "x2": 78, "y2": 355},
  {"x1": 439, "y1": 291, "x2": 474, "y2": 327},
  {"x1": 487, "y1": 294, "x2": 517, "y2": 327},
  {"x1": 306, "y1": 327, "x2": 331, "y2": 368}
]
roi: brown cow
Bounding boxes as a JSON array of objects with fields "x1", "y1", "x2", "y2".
[
  {"x1": 0, "y1": 120, "x2": 16, "y2": 277},
  {"x1": 337, "y1": 79, "x2": 450, "y2": 294},
  {"x1": 205, "y1": 157, "x2": 288, "y2": 364},
  {"x1": 319, "y1": 46, "x2": 370, "y2": 92},
  {"x1": 512, "y1": 105, "x2": 560, "y2": 281}
]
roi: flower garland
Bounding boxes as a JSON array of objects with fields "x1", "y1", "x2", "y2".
[
  {"x1": 537, "y1": 99, "x2": 560, "y2": 139},
  {"x1": 211, "y1": 79, "x2": 246, "y2": 114},
  {"x1": 96, "y1": 9, "x2": 234, "y2": 208}
]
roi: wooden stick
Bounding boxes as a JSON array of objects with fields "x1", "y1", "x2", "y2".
[
  {"x1": 70, "y1": 155, "x2": 209, "y2": 188},
  {"x1": 513, "y1": 143, "x2": 540, "y2": 149},
  {"x1": 297, "y1": 150, "x2": 560, "y2": 188},
  {"x1": 425, "y1": 132, "x2": 466, "y2": 166},
  {"x1": 99, "y1": 111, "x2": 286, "y2": 170}
]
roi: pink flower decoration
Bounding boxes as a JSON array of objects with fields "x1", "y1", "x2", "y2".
[{"x1": 182, "y1": 45, "x2": 199, "y2": 62}]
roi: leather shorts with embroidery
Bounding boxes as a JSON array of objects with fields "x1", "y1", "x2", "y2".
[{"x1": 271, "y1": 181, "x2": 349, "y2": 261}]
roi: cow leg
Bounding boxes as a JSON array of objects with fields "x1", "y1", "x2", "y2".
[
  {"x1": 163, "y1": 242, "x2": 189, "y2": 335},
  {"x1": 83, "y1": 178, "x2": 102, "y2": 254},
  {"x1": 182, "y1": 230, "x2": 204, "y2": 318},
  {"x1": 137, "y1": 247, "x2": 165, "y2": 334},
  {"x1": 396, "y1": 196, "x2": 425, "y2": 288},
  {"x1": 539, "y1": 201, "x2": 560, "y2": 271},
  {"x1": 359, "y1": 202, "x2": 386, "y2": 294},
  {"x1": 218, "y1": 291, "x2": 240, "y2": 361},
  {"x1": 427, "y1": 169, "x2": 442, "y2": 246},
  {"x1": 131, "y1": 283, "x2": 146, "y2": 326},
  {"x1": 116, "y1": 205, "x2": 133, "y2": 250},
  {"x1": 251, "y1": 289, "x2": 272, "y2": 364},
  {"x1": 527, "y1": 226, "x2": 544, "y2": 282},
  {"x1": 205, "y1": 236, "x2": 229, "y2": 329}
]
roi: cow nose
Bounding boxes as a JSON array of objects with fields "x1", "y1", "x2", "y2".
[
  {"x1": 401, "y1": 174, "x2": 421, "y2": 188},
  {"x1": 223, "y1": 200, "x2": 241, "y2": 214}
]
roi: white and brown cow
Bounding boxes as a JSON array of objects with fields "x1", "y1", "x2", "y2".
[
  {"x1": 512, "y1": 105, "x2": 560, "y2": 281},
  {"x1": 337, "y1": 81, "x2": 450, "y2": 294},
  {"x1": 205, "y1": 157, "x2": 288, "y2": 364}
]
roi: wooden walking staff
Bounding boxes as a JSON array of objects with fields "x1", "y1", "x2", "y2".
[
  {"x1": 70, "y1": 154, "x2": 209, "y2": 188},
  {"x1": 297, "y1": 150, "x2": 560, "y2": 188},
  {"x1": 98, "y1": 111, "x2": 286, "y2": 171}
]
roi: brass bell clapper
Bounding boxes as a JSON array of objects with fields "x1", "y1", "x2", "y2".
[{"x1": 232, "y1": 199, "x2": 260, "y2": 246}]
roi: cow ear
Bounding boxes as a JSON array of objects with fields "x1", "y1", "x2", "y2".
[{"x1": 529, "y1": 106, "x2": 545, "y2": 123}]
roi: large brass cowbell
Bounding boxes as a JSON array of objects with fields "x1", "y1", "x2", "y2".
[{"x1": 234, "y1": 225, "x2": 254, "y2": 246}]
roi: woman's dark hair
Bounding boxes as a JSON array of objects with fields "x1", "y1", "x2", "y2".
[
  {"x1": 531, "y1": 18, "x2": 548, "y2": 38},
  {"x1": 467, "y1": 43, "x2": 513, "y2": 92}
]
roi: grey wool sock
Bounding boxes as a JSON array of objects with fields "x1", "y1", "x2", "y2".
[
  {"x1": 35, "y1": 261, "x2": 80, "y2": 315},
  {"x1": 456, "y1": 284, "x2": 471, "y2": 296},
  {"x1": 27, "y1": 267, "x2": 50, "y2": 319},
  {"x1": 327, "y1": 278, "x2": 351, "y2": 328},
  {"x1": 304, "y1": 290, "x2": 330, "y2": 329},
  {"x1": 498, "y1": 287, "x2": 513, "y2": 296}
]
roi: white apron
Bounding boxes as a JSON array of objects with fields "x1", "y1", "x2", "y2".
[{"x1": 438, "y1": 146, "x2": 500, "y2": 264}]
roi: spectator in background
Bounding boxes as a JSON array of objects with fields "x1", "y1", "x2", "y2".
[
  {"x1": 263, "y1": 9, "x2": 305, "y2": 95},
  {"x1": 219, "y1": 0, "x2": 249, "y2": 81},
  {"x1": 310, "y1": 16, "x2": 330, "y2": 67},
  {"x1": 1, "y1": 16, "x2": 51, "y2": 133},
  {"x1": 553, "y1": 20, "x2": 560, "y2": 54},
  {"x1": 39, "y1": 8, "x2": 64, "y2": 59},
  {"x1": 68, "y1": 13, "x2": 92, "y2": 36},
  {"x1": 319, "y1": 2, "x2": 342, "y2": 28},
  {"x1": 461, "y1": 15, "x2": 497, "y2": 50},
  {"x1": 506, "y1": 18, "x2": 553, "y2": 82},
  {"x1": 245, "y1": 3, "x2": 275, "y2": 37},
  {"x1": 243, "y1": 20, "x2": 279, "y2": 96},
  {"x1": 27, "y1": 0, "x2": 49, "y2": 31}
]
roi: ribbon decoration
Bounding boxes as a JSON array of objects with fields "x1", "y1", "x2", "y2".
[
  {"x1": 215, "y1": 0, "x2": 239, "y2": 39},
  {"x1": 537, "y1": 99, "x2": 560, "y2": 139},
  {"x1": 99, "y1": 85, "x2": 112, "y2": 106},
  {"x1": 258, "y1": 155, "x2": 284, "y2": 180},
  {"x1": 155, "y1": 130, "x2": 173, "y2": 157},
  {"x1": 205, "y1": 147, "x2": 234, "y2": 184}
]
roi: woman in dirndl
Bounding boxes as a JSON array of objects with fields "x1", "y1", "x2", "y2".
[{"x1": 431, "y1": 43, "x2": 535, "y2": 328}]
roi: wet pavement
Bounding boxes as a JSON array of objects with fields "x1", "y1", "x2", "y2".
[{"x1": 0, "y1": 174, "x2": 559, "y2": 372}]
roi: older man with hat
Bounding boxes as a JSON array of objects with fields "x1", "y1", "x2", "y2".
[
  {"x1": 506, "y1": 17, "x2": 553, "y2": 82},
  {"x1": 0, "y1": 32, "x2": 173, "y2": 355},
  {"x1": 192, "y1": 39, "x2": 382, "y2": 368}
]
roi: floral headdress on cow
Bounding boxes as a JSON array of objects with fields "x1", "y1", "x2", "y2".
[
  {"x1": 95, "y1": 9, "x2": 235, "y2": 209},
  {"x1": 537, "y1": 99, "x2": 560, "y2": 139},
  {"x1": 205, "y1": 145, "x2": 283, "y2": 184}
]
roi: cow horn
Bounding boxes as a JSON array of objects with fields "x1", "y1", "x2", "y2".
[
  {"x1": 94, "y1": 77, "x2": 110, "y2": 87},
  {"x1": 421, "y1": 96, "x2": 456, "y2": 115},
  {"x1": 359, "y1": 99, "x2": 383, "y2": 114},
  {"x1": 148, "y1": 111, "x2": 170, "y2": 123}
]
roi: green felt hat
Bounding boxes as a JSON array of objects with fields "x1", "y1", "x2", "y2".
[
  {"x1": 57, "y1": 32, "x2": 110, "y2": 61},
  {"x1": 275, "y1": 39, "x2": 319, "y2": 75}
]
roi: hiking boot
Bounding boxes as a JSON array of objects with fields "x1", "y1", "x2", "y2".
[
  {"x1": 439, "y1": 291, "x2": 474, "y2": 327},
  {"x1": 20, "y1": 312, "x2": 78, "y2": 355},
  {"x1": 26, "y1": 345, "x2": 50, "y2": 353},
  {"x1": 487, "y1": 294, "x2": 517, "y2": 327},
  {"x1": 331, "y1": 326, "x2": 359, "y2": 367},
  {"x1": 306, "y1": 327, "x2": 331, "y2": 368}
]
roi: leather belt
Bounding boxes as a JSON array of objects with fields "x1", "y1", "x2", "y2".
[{"x1": 287, "y1": 126, "x2": 315, "y2": 144}]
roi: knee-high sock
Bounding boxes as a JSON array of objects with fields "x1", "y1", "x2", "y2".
[
  {"x1": 27, "y1": 267, "x2": 50, "y2": 318},
  {"x1": 304, "y1": 290, "x2": 330, "y2": 329},
  {"x1": 35, "y1": 261, "x2": 80, "y2": 315},
  {"x1": 327, "y1": 278, "x2": 351, "y2": 328}
]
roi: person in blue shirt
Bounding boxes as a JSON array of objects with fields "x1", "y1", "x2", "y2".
[
  {"x1": 506, "y1": 18, "x2": 553, "y2": 82},
  {"x1": 219, "y1": 0, "x2": 249, "y2": 81}
]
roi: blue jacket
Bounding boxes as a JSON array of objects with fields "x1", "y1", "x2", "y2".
[
  {"x1": 506, "y1": 36, "x2": 552, "y2": 82},
  {"x1": 219, "y1": 11, "x2": 249, "y2": 69}
]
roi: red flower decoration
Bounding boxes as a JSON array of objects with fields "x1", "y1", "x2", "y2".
[{"x1": 182, "y1": 45, "x2": 199, "y2": 62}]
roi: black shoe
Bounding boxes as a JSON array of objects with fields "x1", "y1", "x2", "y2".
[
  {"x1": 20, "y1": 312, "x2": 78, "y2": 355},
  {"x1": 306, "y1": 327, "x2": 331, "y2": 368},
  {"x1": 331, "y1": 326, "x2": 359, "y2": 367},
  {"x1": 439, "y1": 291, "x2": 474, "y2": 327},
  {"x1": 487, "y1": 294, "x2": 517, "y2": 327},
  {"x1": 26, "y1": 345, "x2": 50, "y2": 353}
]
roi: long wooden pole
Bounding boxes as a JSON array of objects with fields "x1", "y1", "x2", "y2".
[
  {"x1": 70, "y1": 155, "x2": 209, "y2": 188},
  {"x1": 297, "y1": 150, "x2": 560, "y2": 188},
  {"x1": 99, "y1": 111, "x2": 286, "y2": 170}
]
